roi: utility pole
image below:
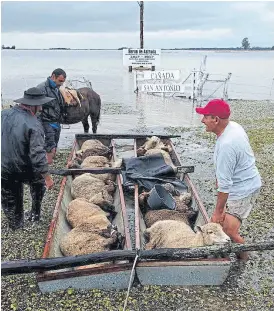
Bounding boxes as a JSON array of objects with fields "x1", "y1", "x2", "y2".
[{"x1": 138, "y1": 1, "x2": 144, "y2": 49}]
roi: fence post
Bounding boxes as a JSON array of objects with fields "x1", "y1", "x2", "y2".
[
  {"x1": 223, "y1": 73, "x2": 232, "y2": 101},
  {"x1": 192, "y1": 69, "x2": 196, "y2": 103}
]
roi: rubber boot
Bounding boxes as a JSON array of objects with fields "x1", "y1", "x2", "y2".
[
  {"x1": 1, "y1": 178, "x2": 24, "y2": 230},
  {"x1": 28, "y1": 182, "x2": 46, "y2": 222}
]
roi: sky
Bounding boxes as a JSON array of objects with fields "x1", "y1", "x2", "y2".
[{"x1": 1, "y1": 1, "x2": 274, "y2": 49}]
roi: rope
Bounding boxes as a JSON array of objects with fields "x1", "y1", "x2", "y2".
[{"x1": 122, "y1": 253, "x2": 139, "y2": 311}]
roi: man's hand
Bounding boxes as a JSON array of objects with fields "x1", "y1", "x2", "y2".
[
  {"x1": 211, "y1": 211, "x2": 225, "y2": 225},
  {"x1": 211, "y1": 191, "x2": 229, "y2": 225},
  {"x1": 43, "y1": 173, "x2": 54, "y2": 190}
]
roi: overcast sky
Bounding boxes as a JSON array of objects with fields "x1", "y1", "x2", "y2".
[{"x1": 1, "y1": 1, "x2": 274, "y2": 49}]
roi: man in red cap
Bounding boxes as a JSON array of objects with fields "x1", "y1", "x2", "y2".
[{"x1": 196, "y1": 99, "x2": 261, "y2": 260}]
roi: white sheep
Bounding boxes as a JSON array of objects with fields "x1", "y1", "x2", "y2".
[
  {"x1": 66, "y1": 198, "x2": 109, "y2": 228},
  {"x1": 80, "y1": 139, "x2": 110, "y2": 154},
  {"x1": 144, "y1": 209, "x2": 190, "y2": 228},
  {"x1": 71, "y1": 173, "x2": 105, "y2": 200},
  {"x1": 137, "y1": 136, "x2": 173, "y2": 156},
  {"x1": 144, "y1": 220, "x2": 230, "y2": 249},
  {"x1": 71, "y1": 174, "x2": 115, "y2": 208},
  {"x1": 60, "y1": 224, "x2": 118, "y2": 256},
  {"x1": 81, "y1": 155, "x2": 110, "y2": 168}
]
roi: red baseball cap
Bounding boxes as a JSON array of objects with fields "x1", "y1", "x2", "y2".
[{"x1": 195, "y1": 99, "x2": 230, "y2": 119}]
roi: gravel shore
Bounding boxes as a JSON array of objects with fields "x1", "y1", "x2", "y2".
[{"x1": 1, "y1": 99, "x2": 274, "y2": 311}]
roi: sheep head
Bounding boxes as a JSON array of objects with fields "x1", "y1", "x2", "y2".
[
  {"x1": 143, "y1": 136, "x2": 161, "y2": 150},
  {"x1": 196, "y1": 223, "x2": 231, "y2": 246}
]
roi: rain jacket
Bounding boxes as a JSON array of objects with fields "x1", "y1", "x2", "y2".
[
  {"x1": 1, "y1": 106, "x2": 48, "y2": 177},
  {"x1": 36, "y1": 77, "x2": 65, "y2": 123}
]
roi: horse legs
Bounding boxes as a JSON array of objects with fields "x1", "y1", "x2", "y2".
[
  {"x1": 82, "y1": 117, "x2": 90, "y2": 133},
  {"x1": 91, "y1": 114, "x2": 99, "y2": 133}
]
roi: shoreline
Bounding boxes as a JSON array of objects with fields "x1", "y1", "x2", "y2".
[{"x1": 2, "y1": 49, "x2": 274, "y2": 52}]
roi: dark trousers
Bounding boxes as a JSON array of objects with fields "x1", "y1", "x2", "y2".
[
  {"x1": 1, "y1": 174, "x2": 46, "y2": 230},
  {"x1": 42, "y1": 122, "x2": 61, "y2": 153}
]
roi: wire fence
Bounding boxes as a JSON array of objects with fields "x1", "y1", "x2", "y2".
[{"x1": 199, "y1": 73, "x2": 274, "y2": 103}]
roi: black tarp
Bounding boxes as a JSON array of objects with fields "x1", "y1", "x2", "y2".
[{"x1": 121, "y1": 153, "x2": 188, "y2": 192}]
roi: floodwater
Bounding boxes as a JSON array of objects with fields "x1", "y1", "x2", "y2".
[{"x1": 1, "y1": 49, "x2": 274, "y2": 148}]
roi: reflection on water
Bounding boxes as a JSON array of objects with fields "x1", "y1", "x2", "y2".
[{"x1": 59, "y1": 94, "x2": 201, "y2": 149}]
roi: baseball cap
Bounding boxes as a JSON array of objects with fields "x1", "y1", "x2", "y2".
[{"x1": 195, "y1": 99, "x2": 231, "y2": 119}]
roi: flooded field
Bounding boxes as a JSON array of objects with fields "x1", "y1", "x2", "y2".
[{"x1": 1, "y1": 48, "x2": 274, "y2": 310}]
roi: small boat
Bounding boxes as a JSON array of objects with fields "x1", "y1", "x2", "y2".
[
  {"x1": 37, "y1": 135, "x2": 134, "y2": 292},
  {"x1": 37, "y1": 133, "x2": 231, "y2": 291},
  {"x1": 133, "y1": 137, "x2": 231, "y2": 286}
]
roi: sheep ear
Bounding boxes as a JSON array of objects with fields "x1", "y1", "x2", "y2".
[{"x1": 196, "y1": 225, "x2": 203, "y2": 233}]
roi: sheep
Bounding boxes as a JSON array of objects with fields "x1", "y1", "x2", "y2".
[
  {"x1": 137, "y1": 136, "x2": 172, "y2": 156},
  {"x1": 66, "y1": 198, "x2": 110, "y2": 228},
  {"x1": 81, "y1": 155, "x2": 110, "y2": 169},
  {"x1": 71, "y1": 173, "x2": 105, "y2": 199},
  {"x1": 142, "y1": 136, "x2": 168, "y2": 151},
  {"x1": 89, "y1": 188, "x2": 116, "y2": 213},
  {"x1": 144, "y1": 220, "x2": 231, "y2": 250},
  {"x1": 138, "y1": 184, "x2": 193, "y2": 213},
  {"x1": 80, "y1": 155, "x2": 114, "y2": 182},
  {"x1": 80, "y1": 139, "x2": 111, "y2": 154},
  {"x1": 60, "y1": 224, "x2": 119, "y2": 256},
  {"x1": 80, "y1": 146, "x2": 113, "y2": 161},
  {"x1": 71, "y1": 174, "x2": 116, "y2": 212},
  {"x1": 144, "y1": 148, "x2": 176, "y2": 171},
  {"x1": 144, "y1": 209, "x2": 190, "y2": 228}
]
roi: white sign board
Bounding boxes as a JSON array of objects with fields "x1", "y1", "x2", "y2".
[
  {"x1": 123, "y1": 49, "x2": 161, "y2": 66},
  {"x1": 141, "y1": 84, "x2": 184, "y2": 93},
  {"x1": 143, "y1": 70, "x2": 180, "y2": 81}
]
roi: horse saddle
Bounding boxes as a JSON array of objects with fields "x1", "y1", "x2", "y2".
[{"x1": 59, "y1": 87, "x2": 84, "y2": 107}]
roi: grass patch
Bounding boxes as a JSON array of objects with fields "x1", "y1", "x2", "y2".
[{"x1": 247, "y1": 128, "x2": 274, "y2": 153}]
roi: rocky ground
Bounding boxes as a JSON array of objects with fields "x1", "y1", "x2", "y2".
[{"x1": 1, "y1": 99, "x2": 274, "y2": 311}]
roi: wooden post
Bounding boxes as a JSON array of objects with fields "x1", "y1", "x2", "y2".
[
  {"x1": 223, "y1": 73, "x2": 232, "y2": 101},
  {"x1": 192, "y1": 69, "x2": 196, "y2": 103},
  {"x1": 140, "y1": 1, "x2": 144, "y2": 49}
]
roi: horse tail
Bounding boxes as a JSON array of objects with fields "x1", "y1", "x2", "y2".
[
  {"x1": 96, "y1": 95, "x2": 101, "y2": 124},
  {"x1": 89, "y1": 89, "x2": 101, "y2": 133}
]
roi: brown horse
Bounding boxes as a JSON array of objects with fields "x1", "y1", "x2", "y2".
[{"x1": 61, "y1": 87, "x2": 101, "y2": 133}]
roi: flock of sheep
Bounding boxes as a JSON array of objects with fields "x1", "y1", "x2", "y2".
[
  {"x1": 59, "y1": 136, "x2": 231, "y2": 258},
  {"x1": 137, "y1": 136, "x2": 231, "y2": 250},
  {"x1": 60, "y1": 139, "x2": 122, "y2": 257}
]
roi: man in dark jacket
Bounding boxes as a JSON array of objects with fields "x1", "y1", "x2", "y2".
[
  {"x1": 1, "y1": 87, "x2": 54, "y2": 230},
  {"x1": 36, "y1": 68, "x2": 66, "y2": 164}
]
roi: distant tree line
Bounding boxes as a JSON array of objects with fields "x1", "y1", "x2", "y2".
[{"x1": 2, "y1": 45, "x2": 16, "y2": 50}]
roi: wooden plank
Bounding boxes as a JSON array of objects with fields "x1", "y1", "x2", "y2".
[
  {"x1": 168, "y1": 140, "x2": 210, "y2": 223},
  {"x1": 111, "y1": 139, "x2": 132, "y2": 250},
  {"x1": 42, "y1": 140, "x2": 76, "y2": 259},
  {"x1": 75, "y1": 133, "x2": 181, "y2": 140},
  {"x1": 2, "y1": 241, "x2": 274, "y2": 275},
  {"x1": 49, "y1": 168, "x2": 121, "y2": 176}
]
